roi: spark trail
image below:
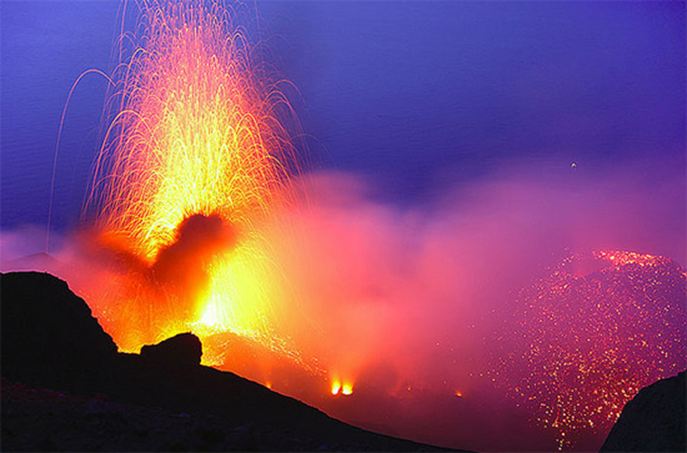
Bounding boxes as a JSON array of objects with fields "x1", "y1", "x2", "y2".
[{"x1": 85, "y1": 0, "x2": 300, "y2": 358}]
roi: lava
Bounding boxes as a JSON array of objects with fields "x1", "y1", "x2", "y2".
[
  {"x1": 82, "y1": 0, "x2": 300, "y2": 357},
  {"x1": 330, "y1": 378, "x2": 354, "y2": 396},
  {"x1": 496, "y1": 250, "x2": 687, "y2": 450}
]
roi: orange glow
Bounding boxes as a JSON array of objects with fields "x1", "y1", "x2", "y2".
[
  {"x1": 330, "y1": 378, "x2": 354, "y2": 396},
  {"x1": 85, "y1": 1, "x2": 300, "y2": 358},
  {"x1": 454, "y1": 390, "x2": 463, "y2": 398},
  {"x1": 341, "y1": 383, "x2": 354, "y2": 395},
  {"x1": 331, "y1": 380, "x2": 342, "y2": 396}
]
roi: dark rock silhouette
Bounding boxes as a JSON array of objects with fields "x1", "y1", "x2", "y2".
[
  {"x1": 601, "y1": 371, "x2": 686, "y2": 452},
  {"x1": 140, "y1": 332, "x2": 203, "y2": 368},
  {"x1": 1, "y1": 272, "x2": 118, "y2": 392},
  {"x1": 1, "y1": 272, "x2": 451, "y2": 451}
]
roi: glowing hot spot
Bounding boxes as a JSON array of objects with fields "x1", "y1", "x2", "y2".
[
  {"x1": 330, "y1": 378, "x2": 354, "y2": 396},
  {"x1": 331, "y1": 380, "x2": 342, "y2": 396}
]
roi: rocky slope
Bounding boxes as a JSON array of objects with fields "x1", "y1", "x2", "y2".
[
  {"x1": 1, "y1": 271, "x2": 450, "y2": 451},
  {"x1": 601, "y1": 370, "x2": 686, "y2": 452}
]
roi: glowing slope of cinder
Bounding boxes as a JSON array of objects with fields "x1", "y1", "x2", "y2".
[{"x1": 498, "y1": 250, "x2": 687, "y2": 450}]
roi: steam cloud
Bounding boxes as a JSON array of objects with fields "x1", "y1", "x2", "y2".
[{"x1": 1, "y1": 159, "x2": 684, "y2": 451}]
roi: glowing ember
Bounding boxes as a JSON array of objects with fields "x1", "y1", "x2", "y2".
[
  {"x1": 496, "y1": 249, "x2": 687, "y2": 450},
  {"x1": 85, "y1": 0, "x2": 299, "y2": 355},
  {"x1": 594, "y1": 250, "x2": 671, "y2": 268}
]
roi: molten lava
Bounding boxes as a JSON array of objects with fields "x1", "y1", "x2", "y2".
[
  {"x1": 330, "y1": 378, "x2": 354, "y2": 396},
  {"x1": 85, "y1": 0, "x2": 299, "y2": 357}
]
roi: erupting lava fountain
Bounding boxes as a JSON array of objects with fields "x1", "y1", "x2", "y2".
[{"x1": 82, "y1": 0, "x2": 301, "y2": 361}]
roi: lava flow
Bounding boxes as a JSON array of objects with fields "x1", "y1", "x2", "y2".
[{"x1": 82, "y1": 0, "x2": 300, "y2": 361}]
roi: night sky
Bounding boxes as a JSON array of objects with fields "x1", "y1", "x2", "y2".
[{"x1": 2, "y1": 1, "x2": 684, "y2": 230}]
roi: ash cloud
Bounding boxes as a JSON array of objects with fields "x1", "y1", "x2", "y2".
[
  {"x1": 150, "y1": 214, "x2": 237, "y2": 320},
  {"x1": 0, "y1": 214, "x2": 238, "y2": 347}
]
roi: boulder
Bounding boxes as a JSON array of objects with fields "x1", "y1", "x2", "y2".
[{"x1": 140, "y1": 332, "x2": 203, "y2": 368}]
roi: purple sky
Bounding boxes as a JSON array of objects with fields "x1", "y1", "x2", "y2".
[{"x1": 1, "y1": 1, "x2": 684, "y2": 229}]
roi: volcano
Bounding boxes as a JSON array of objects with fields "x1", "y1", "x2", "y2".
[{"x1": 0, "y1": 271, "x2": 452, "y2": 452}]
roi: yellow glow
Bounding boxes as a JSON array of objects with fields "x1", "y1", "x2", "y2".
[
  {"x1": 194, "y1": 243, "x2": 278, "y2": 340},
  {"x1": 331, "y1": 377, "x2": 354, "y2": 396},
  {"x1": 87, "y1": 1, "x2": 299, "y2": 356}
]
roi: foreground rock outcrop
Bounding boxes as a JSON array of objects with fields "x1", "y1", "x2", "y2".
[
  {"x1": 601, "y1": 371, "x2": 686, "y2": 452},
  {"x1": 1, "y1": 272, "x2": 449, "y2": 451},
  {"x1": 1, "y1": 272, "x2": 118, "y2": 392},
  {"x1": 140, "y1": 332, "x2": 203, "y2": 368}
]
